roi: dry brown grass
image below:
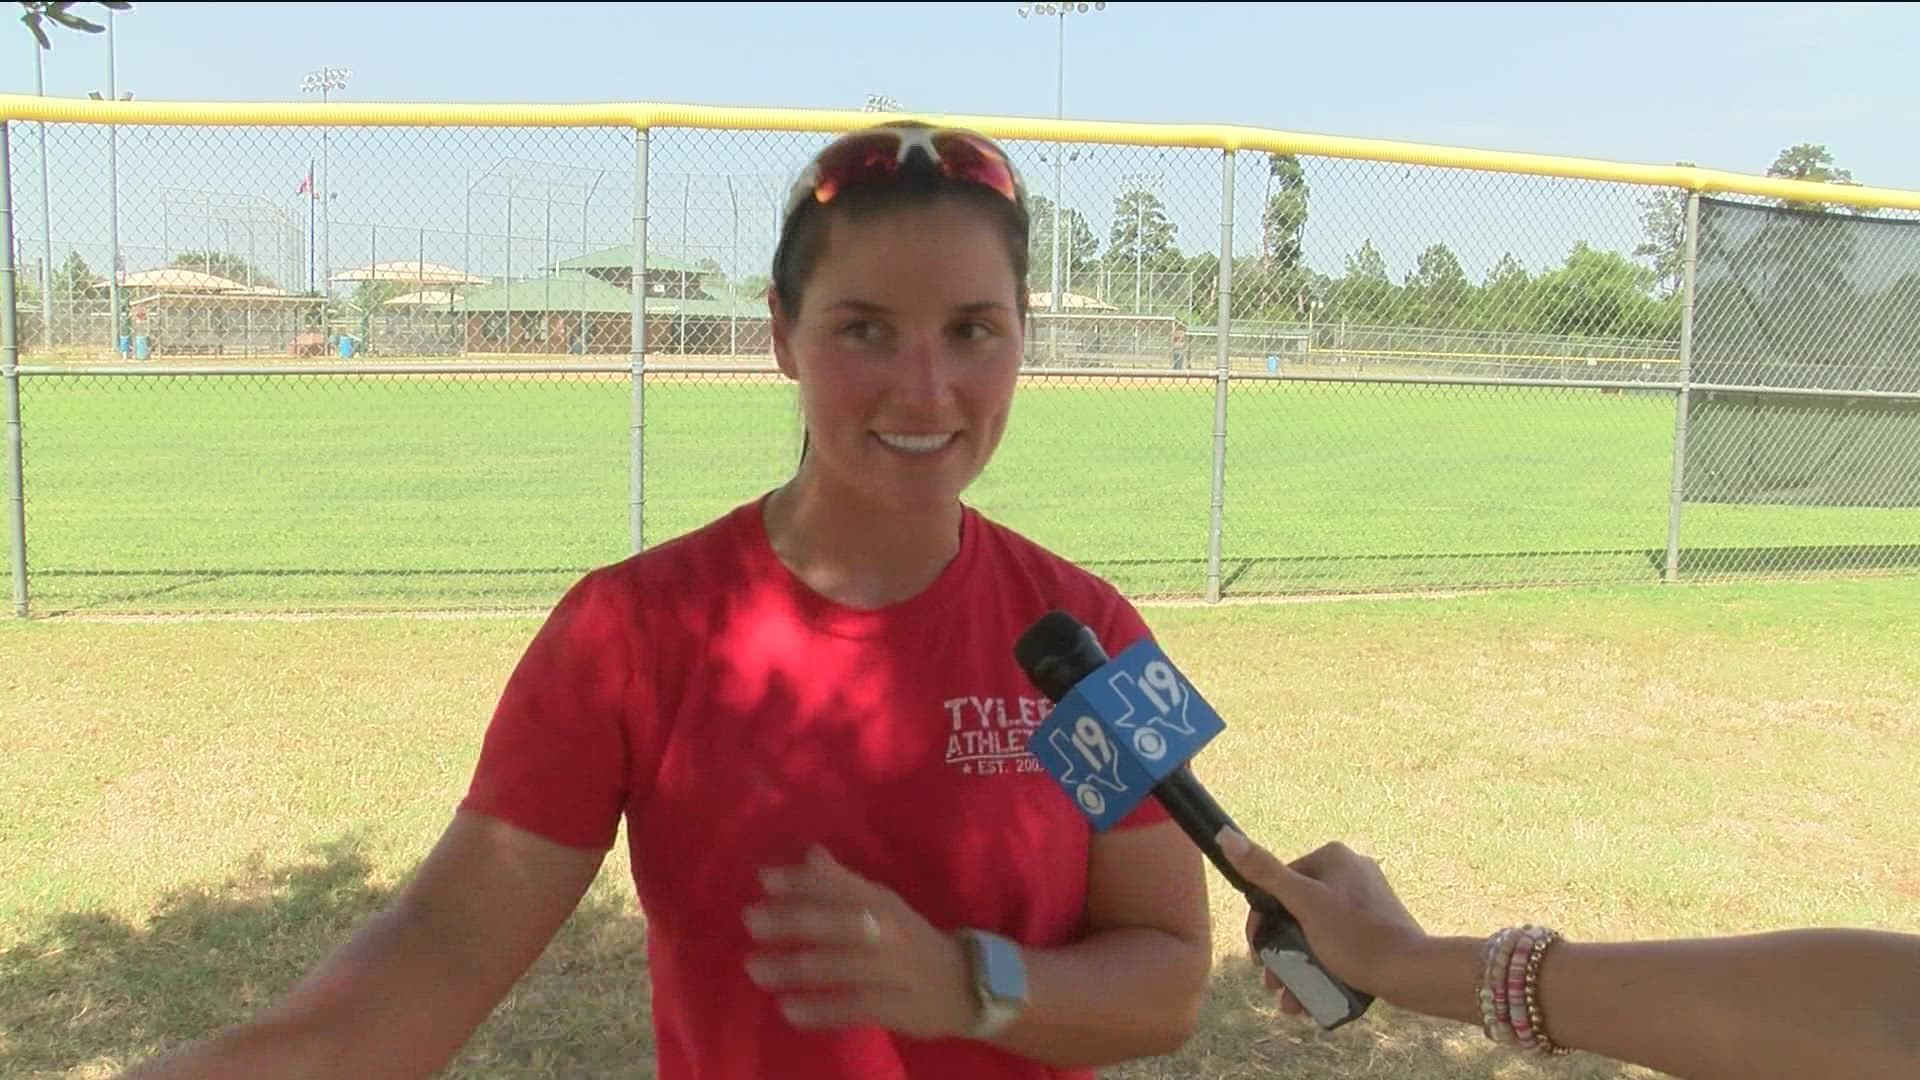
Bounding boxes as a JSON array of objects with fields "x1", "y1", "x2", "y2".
[{"x1": 4, "y1": 577, "x2": 1917, "y2": 1078}]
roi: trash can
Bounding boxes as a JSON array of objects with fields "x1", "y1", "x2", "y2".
[
  {"x1": 1266, "y1": 353, "x2": 1280, "y2": 374},
  {"x1": 338, "y1": 336, "x2": 356, "y2": 359},
  {"x1": 133, "y1": 335, "x2": 152, "y2": 362}
]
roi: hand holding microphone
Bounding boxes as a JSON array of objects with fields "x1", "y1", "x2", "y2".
[
  {"x1": 1013, "y1": 611, "x2": 1374, "y2": 1030},
  {"x1": 1213, "y1": 830, "x2": 1424, "y2": 1020}
]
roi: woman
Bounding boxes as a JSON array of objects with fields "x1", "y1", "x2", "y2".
[
  {"x1": 1216, "y1": 828, "x2": 1920, "y2": 1080},
  {"x1": 122, "y1": 123, "x2": 1211, "y2": 1080}
]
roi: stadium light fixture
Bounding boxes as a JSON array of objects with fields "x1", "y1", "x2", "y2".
[
  {"x1": 301, "y1": 65, "x2": 351, "y2": 309},
  {"x1": 1015, "y1": 0, "x2": 1106, "y2": 318}
]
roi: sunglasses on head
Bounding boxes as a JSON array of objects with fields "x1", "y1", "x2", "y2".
[{"x1": 782, "y1": 125, "x2": 1026, "y2": 222}]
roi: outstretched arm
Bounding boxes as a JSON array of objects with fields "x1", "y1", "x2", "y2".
[
  {"x1": 1217, "y1": 829, "x2": 1920, "y2": 1080},
  {"x1": 121, "y1": 812, "x2": 605, "y2": 1080}
]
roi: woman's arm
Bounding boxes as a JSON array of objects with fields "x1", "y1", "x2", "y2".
[
  {"x1": 120, "y1": 812, "x2": 604, "y2": 1080},
  {"x1": 743, "y1": 822, "x2": 1212, "y2": 1069},
  {"x1": 1217, "y1": 829, "x2": 1920, "y2": 1080},
  {"x1": 986, "y1": 819, "x2": 1214, "y2": 1066},
  {"x1": 1381, "y1": 928, "x2": 1920, "y2": 1080}
]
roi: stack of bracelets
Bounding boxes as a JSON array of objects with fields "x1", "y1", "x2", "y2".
[{"x1": 1477, "y1": 925, "x2": 1571, "y2": 1056}]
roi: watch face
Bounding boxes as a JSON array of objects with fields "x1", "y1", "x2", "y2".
[{"x1": 977, "y1": 933, "x2": 1028, "y2": 1002}]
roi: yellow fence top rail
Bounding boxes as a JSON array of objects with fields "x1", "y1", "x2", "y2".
[{"x1": 4, "y1": 94, "x2": 1918, "y2": 212}]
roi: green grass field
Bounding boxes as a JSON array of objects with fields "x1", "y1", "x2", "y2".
[
  {"x1": 3, "y1": 580, "x2": 1917, "y2": 1078},
  {"x1": 13, "y1": 370, "x2": 1920, "y2": 616}
]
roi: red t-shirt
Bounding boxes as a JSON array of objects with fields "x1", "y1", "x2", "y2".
[{"x1": 460, "y1": 495, "x2": 1171, "y2": 1079}]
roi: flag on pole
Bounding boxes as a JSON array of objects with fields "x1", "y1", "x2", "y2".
[{"x1": 296, "y1": 168, "x2": 313, "y2": 196}]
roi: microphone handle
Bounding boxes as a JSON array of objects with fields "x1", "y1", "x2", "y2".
[
  {"x1": 1149, "y1": 766, "x2": 1375, "y2": 1030},
  {"x1": 1150, "y1": 765, "x2": 1267, "y2": 902}
]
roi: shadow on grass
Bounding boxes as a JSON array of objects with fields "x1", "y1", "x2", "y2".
[
  {"x1": 0, "y1": 836, "x2": 1664, "y2": 1080},
  {"x1": 0, "y1": 835, "x2": 654, "y2": 1079}
]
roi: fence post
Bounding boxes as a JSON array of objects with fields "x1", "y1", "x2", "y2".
[
  {"x1": 1663, "y1": 191, "x2": 1701, "y2": 584},
  {"x1": 2, "y1": 121, "x2": 28, "y2": 617},
  {"x1": 1207, "y1": 149, "x2": 1234, "y2": 604},
  {"x1": 630, "y1": 128, "x2": 650, "y2": 554}
]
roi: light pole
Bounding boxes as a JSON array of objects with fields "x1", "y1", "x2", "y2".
[
  {"x1": 101, "y1": 11, "x2": 123, "y2": 356},
  {"x1": 302, "y1": 65, "x2": 350, "y2": 341},
  {"x1": 31, "y1": 41, "x2": 53, "y2": 347},
  {"x1": 1120, "y1": 171, "x2": 1161, "y2": 313},
  {"x1": 1016, "y1": 2, "x2": 1106, "y2": 321}
]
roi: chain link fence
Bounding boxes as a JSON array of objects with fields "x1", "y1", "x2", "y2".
[{"x1": 3, "y1": 102, "x2": 1918, "y2": 617}]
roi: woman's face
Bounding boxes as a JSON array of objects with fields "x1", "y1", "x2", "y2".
[{"x1": 772, "y1": 197, "x2": 1026, "y2": 515}]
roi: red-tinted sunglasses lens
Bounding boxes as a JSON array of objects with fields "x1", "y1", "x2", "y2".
[
  {"x1": 931, "y1": 132, "x2": 1020, "y2": 202},
  {"x1": 810, "y1": 132, "x2": 905, "y2": 205}
]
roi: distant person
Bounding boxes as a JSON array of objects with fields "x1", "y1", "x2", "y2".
[
  {"x1": 120, "y1": 122, "x2": 1211, "y2": 1080},
  {"x1": 1216, "y1": 828, "x2": 1920, "y2": 1080}
]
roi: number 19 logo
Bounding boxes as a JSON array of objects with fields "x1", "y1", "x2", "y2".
[
  {"x1": 1108, "y1": 657, "x2": 1192, "y2": 766},
  {"x1": 1048, "y1": 714, "x2": 1125, "y2": 817}
]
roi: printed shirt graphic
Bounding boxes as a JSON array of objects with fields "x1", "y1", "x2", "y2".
[
  {"x1": 461, "y1": 496, "x2": 1169, "y2": 1080},
  {"x1": 942, "y1": 692, "x2": 1056, "y2": 777}
]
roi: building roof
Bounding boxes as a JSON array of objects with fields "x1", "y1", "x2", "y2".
[
  {"x1": 102, "y1": 268, "x2": 250, "y2": 292},
  {"x1": 553, "y1": 245, "x2": 708, "y2": 275},
  {"x1": 458, "y1": 274, "x2": 637, "y2": 314},
  {"x1": 457, "y1": 273, "x2": 765, "y2": 317},
  {"x1": 383, "y1": 287, "x2": 465, "y2": 307},
  {"x1": 332, "y1": 261, "x2": 490, "y2": 286},
  {"x1": 648, "y1": 292, "x2": 766, "y2": 318}
]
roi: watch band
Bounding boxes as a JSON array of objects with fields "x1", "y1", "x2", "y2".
[
  {"x1": 958, "y1": 929, "x2": 1028, "y2": 1040},
  {"x1": 967, "y1": 994, "x2": 1022, "y2": 1040}
]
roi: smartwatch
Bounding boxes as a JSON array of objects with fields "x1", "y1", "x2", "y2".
[{"x1": 956, "y1": 928, "x2": 1029, "y2": 1039}]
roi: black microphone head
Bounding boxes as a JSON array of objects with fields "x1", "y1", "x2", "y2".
[{"x1": 1014, "y1": 609, "x2": 1110, "y2": 703}]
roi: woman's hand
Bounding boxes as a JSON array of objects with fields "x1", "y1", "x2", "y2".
[
  {"x1": 743, "y1": 845, "x2": 978, "y2": 1040},
  {"x1": 1216, "y1": 828, "x2": 1428, "y2": 1016}
]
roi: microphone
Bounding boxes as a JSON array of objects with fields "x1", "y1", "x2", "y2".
[{"x1": 1013, "y1": 609, "x2": 1373, "y2": 1031}]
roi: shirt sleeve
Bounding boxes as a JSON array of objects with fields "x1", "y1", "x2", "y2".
[
  {"x1": 1095, "y1": 588, "x2": 1174, "y2": 833},
  {"x1": 458, "y1": 568, "x2": 640, "y2": 851}
]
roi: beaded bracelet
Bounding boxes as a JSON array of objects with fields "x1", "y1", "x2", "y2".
[
  {"x1": 1523, "y1": 928, "x2": 1570, "y2": 1056},
  {"x1": 1476, "y1": 925, "x2": 1568, "y2": 1056}
]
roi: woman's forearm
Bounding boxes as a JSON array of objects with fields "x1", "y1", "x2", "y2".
[
  {"x1": 1377, "y1": 929, "x2": 1920, "y2": 1080},
  {"x1": 984, "y1": 926, "x2": 1211, "y2": 1068}
]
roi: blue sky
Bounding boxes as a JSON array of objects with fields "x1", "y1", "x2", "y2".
[
  {"x1": 10, "y1": 2, "x2": 1917, "y2": 289},
  {"x1": 17, "y1": 2, "x2": 1916, "y2": 186}
]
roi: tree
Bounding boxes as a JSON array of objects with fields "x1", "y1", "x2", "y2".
[
  {"x1": 1106, "y1": 188, "x2": 1178, "y2": 268},
  {"x1": 170, "y1": 250, "x2": 277, "y2": 289},
  {"x1": 1767, "y1": 143, "x2": 1859, "y2": 213},
  {"x1": 1025, "y1": 193, "x2": 1100, "y2": 296},
  {"x1": 1468, "y1": 252, "x2": 1535, "y2": 332},
  {"x1": 1530, "y1": 242, "x2": 1674, "y2": 339},
  {"x1": 17, "y1": 1, "x2": 129, "y2": 48},
  {"x1": 1106, "y1": 187, "x2": 1180, "y2": 311},
  {"x1": 1329, "y1": 238, "x2": 1396, "y2": 325},
  {"x1": 1403, "y1": 242, "x2": 1470, "y2": 327},
  {"x1": 1262, "y1": 153, "x2": 1310, "y2": 272},
  {"x1": 51, "y1": 251, "x2": 101, "y2": 297},
  {"x1": 1181, "y1": 251, "x2": 1219, "y2": 320},
  {"x1": 1632, "y1": 160, "x2": 1696, "y2": 297},
  {"x1": 1344, "y1": 239, "x2": 1388, "y2": 284},
  {"x1": 1768, "y1": 143, "x2": 1854, "y2": 186},
  {"x1": 1225, "y1": 257, "x2": 1312, "y2": 322}
]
